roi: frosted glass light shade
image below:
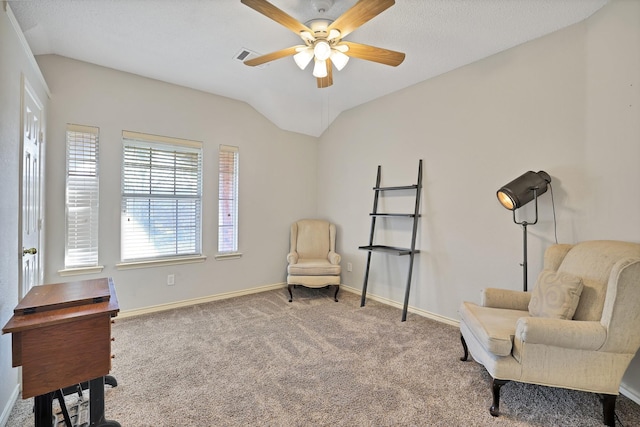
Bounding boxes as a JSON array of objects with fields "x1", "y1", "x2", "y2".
[
  {"x1": 313, "y1": 59, "x2": 328, "y2": 78},
  {"x1": 313, "y1": 41, "x2": 331, "y2": 61},
  {"x1": 328, "y1": 29, "x2": 341, "y2": 41},
  {"x1": 293, "y1": 48, "x2": 314, "y2": 70},
  {"x1": 330, "y1": 50, "x2": 349, "y2": 71}
]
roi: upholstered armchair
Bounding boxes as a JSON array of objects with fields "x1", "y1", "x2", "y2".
[
  {"x1": 287, "y1": 219, "x2": 341, "y2": 302},
  {"x1": 459, "y1": 240, "x2": 640, "y2": 426}
]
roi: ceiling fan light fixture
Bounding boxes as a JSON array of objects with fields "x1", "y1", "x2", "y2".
[
  {"x1": 328, "y1": 29, "x2": 341, "y2": 41},
  {"x1": 240, "y1": 0, "x2": 405, "y2": 89},
  {"x1": 330, "y1": 49, "x2": 349, "y2": 71},
  {"x1": 300, "y1": 31, "x2": 314, "y2": 44},
  {"x1": 312, "y1": 59, "x2": 328, "y2": 78},
  {"x1": 334, "y1": 44, "x2": 349, "y2": 53},
  {"x1": 293, "y1": 48, "x2": 314, "y2": 70},
  {"x1": 313, "y1": 40, "x2": 331, "y2": 61},
  {"x1": 306, "y1": 18, "x2": 332, "y2": 36}
]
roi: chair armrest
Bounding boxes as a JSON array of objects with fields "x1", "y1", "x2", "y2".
[
  {"x1": 516, "y1": 317, "x2": 606, "y2": 351},
  {"x1": 481, "y1": 288, "x2": 531, "y2": 310},
  {"x1": 287, "y1": 252, "x2": 298, "y2": 264},
  {"x1": 328, "y1": 251, "x2": 341, "y2": 265}
]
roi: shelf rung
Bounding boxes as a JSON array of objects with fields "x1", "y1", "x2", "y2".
[
  {"x1": 369, "y1": 213, "x2": 415, "y2": 217},
  {"x1": 358, "y1": 245, "x2": 419, "y2": 256},
  {"x1": 373, "y1": 185, "x2": 418, "y2": 191}
]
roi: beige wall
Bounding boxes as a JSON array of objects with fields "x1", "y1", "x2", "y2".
[
  {"x1": 317, "y1": 0, "x2": 639, "y2": 399},
  {"x1": 2, "y1": 0, "x2": 638, "y2": 419},
  {"x1": 0, "y1": 5, "x2": 50, "y2": 425},
  {"x1": 585, "y1": 0, "x2": 640, "y2": 400},
  {"x1": 36, "y1": 54, "x2": 319, "y2": 312}
]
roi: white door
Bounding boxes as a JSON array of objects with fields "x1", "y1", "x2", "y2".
[{"x1": 20, "y1": 76, "x2": 44, "y2": 299}]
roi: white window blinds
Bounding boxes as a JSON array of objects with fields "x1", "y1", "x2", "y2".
[
  {"x1": 121, "y1": 131, "x2": 202, "y2": 261},
  {"x1": 218, "y1": 145, "x2": 239, "y2": 254},
  {"x1": 65, "y1": 124, "x2": 100, "y2": 268}
]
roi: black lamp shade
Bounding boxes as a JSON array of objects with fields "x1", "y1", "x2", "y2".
[{"x1": 497, "y1": 171, "x2": 551, "y2": 210}]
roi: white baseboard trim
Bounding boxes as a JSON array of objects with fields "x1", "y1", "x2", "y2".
[
  {"x1": 0, "y1": 383, "x2": 20, "y2": 427},
  {"x1": 620, "y1": 383, "x2": 640, "y2": 405},
  {"x1": 118, "y1": 282, "x2": 287, "y2": 319},
  {"x1": 340, "y1": 284, "x2": 460, "y2": 327},
  {"x1": 118, "y1": 283, "x2": 460, "y2": 327}
]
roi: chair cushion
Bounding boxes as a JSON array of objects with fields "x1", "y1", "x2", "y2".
[
  {"x1": 288, "y1": 259, "x2": 341, "y2": 276},
  {"x1": 295, "y1": 220, "x2": 331, "y2": 259},
  {"x1": 459, "y1": 301, "x2": 528, "y2": 356},
  {"x1": 528, "y1": 270, "x2": 584, "y2": 319}
]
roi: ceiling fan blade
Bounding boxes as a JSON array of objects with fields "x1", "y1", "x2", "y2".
[
  {"x1": 327, "y1": 0, "x2": 395, "y2": 39},
  {"x1": 244, "y1": 46, "x2": 302, "y2": 66},
  {"x1": 317, "y1": 59, "x2": 333, "y2": 88},
  {"x1": 340, "y1": 41, "x2": 405, "y2": 67},
  {"x1": 241, "y1": 0, "x2": 312, "y2": 35}
]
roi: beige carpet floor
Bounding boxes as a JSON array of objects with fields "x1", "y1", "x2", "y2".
[{"x1": 6, "y1": 287, "x2": 640, "y2": 426}]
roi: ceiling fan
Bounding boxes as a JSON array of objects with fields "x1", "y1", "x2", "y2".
[{"x1": 240, "y1": 0, "x2": 406, "y2": 88}]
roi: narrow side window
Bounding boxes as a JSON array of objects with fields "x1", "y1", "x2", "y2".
[
  {"x1": 65, "y1": 124, "x2": 100, "y2": 268},
  {"x1": 218, "y1": 145, "x2": 239, "y2": 254}
]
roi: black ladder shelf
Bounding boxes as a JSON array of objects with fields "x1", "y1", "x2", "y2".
[{"x1": 359, "y1": 160, "x2": 422, "y2": 322}]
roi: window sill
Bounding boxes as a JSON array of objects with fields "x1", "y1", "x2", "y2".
[
  {"x1": 116, "y1": 255, "x2": 207, "y2": 270},
  {"x1": 215, "y1": 252, "x2": 243, "y2": 260},
  {"x1": 58, "y1": 265, "x2": 105, "y2": 277}
]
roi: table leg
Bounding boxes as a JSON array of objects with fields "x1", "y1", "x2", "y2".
[
  {"x1": 89, "y1": 377, "x2": 121, "y2": 427},
  {"x1": 33, "y1": 392, "x2": 54, "y2": 427}
]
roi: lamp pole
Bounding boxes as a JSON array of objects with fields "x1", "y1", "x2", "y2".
[
  {"x1": 521, "y1": 221, "x2": 529, "y2": 292},
  {"x1": 512, "y1": 188, "x2": 539, "y2": 292}
]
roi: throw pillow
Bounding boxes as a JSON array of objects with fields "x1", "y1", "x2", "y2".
[{"x1": 528, "y1": 270, "x2": 584, "y2": 319}]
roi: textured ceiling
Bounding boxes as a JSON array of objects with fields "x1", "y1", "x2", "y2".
[{"x1": 8, "y1": 0, "x2": 608, "y2": 137}]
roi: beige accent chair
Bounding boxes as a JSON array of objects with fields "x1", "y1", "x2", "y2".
[
  {"x1": 287, "y1": 219, "x2": 341, "y2": 302},
  {"x1": 459, "y1": 240, "x2": 640, "y2": 426}
]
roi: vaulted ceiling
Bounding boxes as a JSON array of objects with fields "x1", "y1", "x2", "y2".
[{"x1": 8, "y1": 0, "x2": 608, "y2": 136}]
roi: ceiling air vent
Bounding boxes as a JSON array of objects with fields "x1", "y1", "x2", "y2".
[{"x1": 234, "y1": 48, "x2": 268, "y2": 68}]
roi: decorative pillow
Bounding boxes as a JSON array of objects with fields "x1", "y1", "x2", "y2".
[{"x1": 528, "y1": 270, "x2": 584, "y2": 319}]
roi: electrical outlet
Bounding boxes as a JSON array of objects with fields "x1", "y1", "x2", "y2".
[
  {"x1": 167, "y1": 274, "x2": 175, "y2": 286},
  {"x1": 347, "y1": 262, "x2": 353, "y2": 272}
]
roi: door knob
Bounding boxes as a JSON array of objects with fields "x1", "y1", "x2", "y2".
[{"x1": 22, "y1": 247, "x2": 37, "y2": 255}]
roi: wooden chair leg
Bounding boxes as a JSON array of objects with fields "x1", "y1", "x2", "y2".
[
  {"x1": 287, "y1": 284, "x2": 293, "y2": 302},
  {"x1": 602, "y1": 394, "x2": 616, "y2": 427},
  {"x1": 490, "y1": 378, "x2": 509, "y2": 417},
  {"x1": 460, "y1": 334, "x2": 469, "y2": 361},
  {"x1": 333, "y1": 285, "x2": 339, "y2": 302}
]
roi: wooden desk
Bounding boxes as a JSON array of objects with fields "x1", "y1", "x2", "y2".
[{"x1": 2, "y1": 277, "x2": 120, "y2": 426}]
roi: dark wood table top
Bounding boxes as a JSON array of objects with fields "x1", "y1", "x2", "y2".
[{"x1": 2, "y1": 277, "x2": 119, "y2": 334}]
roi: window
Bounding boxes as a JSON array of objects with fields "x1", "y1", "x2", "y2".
[
  {"x1": 64, "y1": 124, "x2": 100, "y2": 269},
  {"x1": 121, "y1": 131, "x2": 202, "y2": 262},
  {"x1": 218, "y1": 145, "x2": 239, "y2": 255}
]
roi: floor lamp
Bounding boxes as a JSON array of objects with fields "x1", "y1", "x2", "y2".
[{"x1": 496, "y1": 171, "x2": 551, "y2": 291}]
